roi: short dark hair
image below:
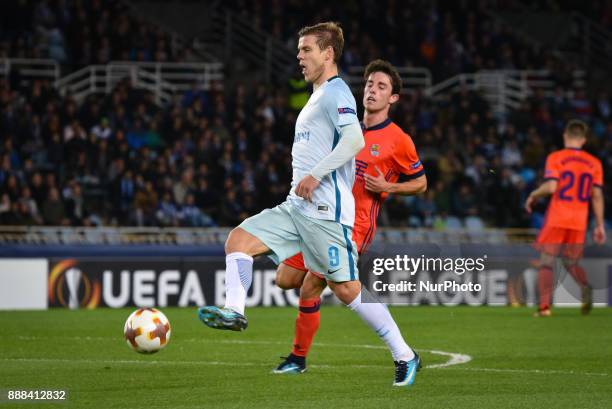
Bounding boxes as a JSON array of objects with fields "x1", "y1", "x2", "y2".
[
  {"x1": 298, "y1": 22, "x2": 344, "y2": 64},
  {"x1": 363, "y1": 59, "x2": 402, "y2": 95},
  {"x1": 564, "y1": 119, "x2": 589, "y2": 139}
]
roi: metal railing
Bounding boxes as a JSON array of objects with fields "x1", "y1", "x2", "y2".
[
  {"x1": 495, "y1": 69, "x2": 586, "y2": 91},
  {"x1": 108, "y1": 61, "x2": 224, "y2": 92},
  {"x1": 200, "y1": 9, "x2": 295, "y2": 82},
  {"x1": 424, "y1": 70, "x2": 585, "y2": 114},
  {"x1": 0, "y1": 58, "x2": 60, "y2": 82},
  {"x1": 54, "y1": 65, "x2": 175, "y2": 106},
  {"x1": 54, "y1": 62, "x2": 224, "y2": 106},
  {"x1": 0, "y1": 226, "x2": 539, "y2": 246},
  {"x1": 424, "y1": 72, "x2": 524, "y2": 114},
  {"x1": 0, "y1": 226, "x2": 231, "y2": 246},
  {"x1": 487, "y1": 7, "x2": 611, "y2": 80},
  {"x1": 569, "y1": 12, "x2": 612, "y2": 69},
  {"x1": 0, "y1": 58, "x2": 586, "y2": 116},
  {"x1": 346, "y1": 66, "x2": 433, "y2": 93}
]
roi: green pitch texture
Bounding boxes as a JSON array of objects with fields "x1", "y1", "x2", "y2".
[{"x1": 1, "y1": 307, "x2": 611, "y2": 409}]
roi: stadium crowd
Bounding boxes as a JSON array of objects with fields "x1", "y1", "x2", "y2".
[
  {"x1": 1, "y1": 74, "x2": 610, "y2": 229},
  {"x1": 230, "y1": 0, "x2": 579, "y2": 82},
  {"x1": 0, "y1": 0, "x2": 193, "y2": 69},
  {"x1": 0, "y1": 0, "x2": 610, "y2": 230},
  {"x1": 1, "y1": 0, "x2": 585, "y2": 82}
]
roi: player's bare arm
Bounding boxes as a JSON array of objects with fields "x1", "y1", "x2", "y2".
[
  {"x1": 364, "y1": 166, "x2": 427, "y2": 194},
  {"x1": 525, "y1": 180, "x2": 558, "y2": 213},
  {"x1": 591, "y1": 186, "x2": 606, "y2": 244}
]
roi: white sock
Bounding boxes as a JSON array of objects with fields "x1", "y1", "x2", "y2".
[
  {"x1": 348, "y1": 292, "x2": 415, "y2": 362},
  {"x1": 223, "y1": 252, "x2": 253, "y2": 315}
]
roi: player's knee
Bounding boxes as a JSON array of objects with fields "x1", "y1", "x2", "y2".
[
  {"x1": 224, "y1": 228, "x2": 242, "y2": 254},
  {"x1": 276, "y1": 276, "x2": 300, "y2": 290},
  {"x1": 328, "y1": 280, "x2": 361, "y2": 305},
  {"x1": 539, "y1": 253, "x2": 554, "y2": 268},
  {"x1": 225, "y1": 227, "x2": 260, "y2": 255},
  {"x1": 300, "y1": 273, "x2": 326, "y2": 299},
  {"x1": 275, "y1": 264, "x2": 306, "y2": 290},
  {"x1": 562, "y1": 258, "x2": 577, "y2": 270}
]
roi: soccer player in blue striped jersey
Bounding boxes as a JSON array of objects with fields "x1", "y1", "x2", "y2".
[{"x1": 198, "y1": 22, "x2": 420, "y2": 387}]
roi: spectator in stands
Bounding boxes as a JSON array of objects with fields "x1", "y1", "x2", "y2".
[
  {"x1": 91, "y1": 117, "x2": 112, "y2": 140},
  {"x1": 178, "y1": 193, "x2": 215, "y2": 227},
  {"x1": 64, "y1": 182, "x2": 86, "y2": 225},
  {"x1": 19, "y1": 186, "x2": 43, "y2": 225},
  {"x1": 453, "y1": 183, "x2": 479, "y2": 218},
  {"x1": 156, "y1": 191, "x2": 178, "y2": 226},
  {"x1": 133, "y1": 180, "x2": 158, "y2": 226},
  {"x1": 0, "y1": 0, "x2": 610, "y2": 230},
  {"x1": 41, "y1": 187, "x2": 66, "y2": 225},
  {"x1": 0, "y1": 193, "x2": 12, "y2": 224},
  {"x1": 173, "y1": 168, "x2": 194, "y2": 206}
]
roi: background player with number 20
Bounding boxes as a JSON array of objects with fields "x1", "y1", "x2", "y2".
[{"x1": 525, "y1": 120, "x2": 606, "y2": 317}]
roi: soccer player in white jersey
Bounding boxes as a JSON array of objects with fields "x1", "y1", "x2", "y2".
[{"x1": 198, "y1": 22, "x2": 421, "y2": 387}]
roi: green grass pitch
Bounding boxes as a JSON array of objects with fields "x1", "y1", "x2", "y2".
[{"x1": 1, "y1": 306, "x2": 611, "y2": 408}]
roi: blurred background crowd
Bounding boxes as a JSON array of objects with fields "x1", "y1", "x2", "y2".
[{"x1": 0, "y1": 0, "x2": 610, "y2": 230}]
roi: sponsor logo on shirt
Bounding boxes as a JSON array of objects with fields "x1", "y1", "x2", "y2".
[
  {"x1": 295, "y1": 131, "x2": 311, "y2": 143},
  {"x1": 411, "y1": 160, "x2": 422, "y2": 169}
]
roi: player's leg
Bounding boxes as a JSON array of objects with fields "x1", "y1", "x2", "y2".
[
  {"x1": 535, "y1": 252, "x2": 555, "y2": 316},
  {"x1": 560, "y1": 231, "x2": 590, "y2": 314},
  {"x1": 275, "y1": 254, "x2": 308, "y2": 290},
  {"x1": 222, "y1": 227, "x2": 269, "y2": 312},
  {"x1": 562, "y1": 257, "x2": 592, "y2": 315},
  {"x1": 276, "y1": 228, "x2": 370, "y2": 373},
  {"x1": 292, "y1": 272, "x2": 326, "y2": 357},
  {"x1": 562, "y1": 258, "x2": 588, "y2": 287},
  {"x1": 295, "y1": 211, "x2": 420, "y2": 387},
  {"x1": 327, "y1": 279, "x2": 421, "y2": 386},
  {"x1": 282, "y1": 227, "x2": 369, "y2": 364},
  {"x1": 199, "y1": 203, "x2": 301, "y2": 331},
  {"x1": 533, "y1": 226, "x2": 562, "y2": 316},
  {"x1": 274, "y1": 271, "x2": 327, "y2": 374},
  {"x1": 198, "y1": 227, "x2": 268, "y2": 331}
]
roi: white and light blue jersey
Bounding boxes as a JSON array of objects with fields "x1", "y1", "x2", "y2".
[{"x1": 288, "y1": 76, "x2": 360, "y2": 227}]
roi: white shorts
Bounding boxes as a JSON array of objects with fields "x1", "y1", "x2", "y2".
[{"x1": 239, "y1": 201, "x2": 358, "y2": 282}]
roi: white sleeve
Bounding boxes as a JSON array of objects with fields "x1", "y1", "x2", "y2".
[
  {"x1": 310, "y1": 122, "x2": 365, "y2": 181},
  {"x1": 324, "y1": 84, "x2": 359, "y2": 131}
]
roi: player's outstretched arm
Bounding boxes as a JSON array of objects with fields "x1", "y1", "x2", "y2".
[
  {"x1": 525, "y1": 180, "x2": 558, "y2": 213},
  {"x1": 310, "y1": 122, "x2": 365, "y2": 180},
  {"x1": 591, "y1": 187, "x2": 606, "y2": 244},
  {"x1": 296, "y1": 122, "x2": 365, "y2": 201},
  {"x1": 364, "y1": 166, "x2": 427, "y2": 195}
]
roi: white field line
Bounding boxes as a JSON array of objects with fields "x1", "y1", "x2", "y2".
[
  {"x1": 11, "y1": 335, "x2": 467, "y2": 369},
  {"x1": 0, "y1": 357, "x2": 607, "y2": 377},
  {"x1": 4, "y1": 336, "x2": 608, "y2": 377},
  {"x1": 440, "y1": 366, "x2": 609, "y2": 377}
]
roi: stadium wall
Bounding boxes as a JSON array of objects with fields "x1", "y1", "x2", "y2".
[{"x1": 1, "y1": 243, "x2": 611, "y2": 310}]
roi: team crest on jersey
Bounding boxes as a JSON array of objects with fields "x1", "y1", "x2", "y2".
[{"x1": 370, "y1": 144, "x2": 380, "y2": 157}]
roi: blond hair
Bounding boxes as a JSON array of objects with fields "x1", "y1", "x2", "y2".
[{"x1": 298, "y1": 22, "x2": 344, "y2": 64}]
